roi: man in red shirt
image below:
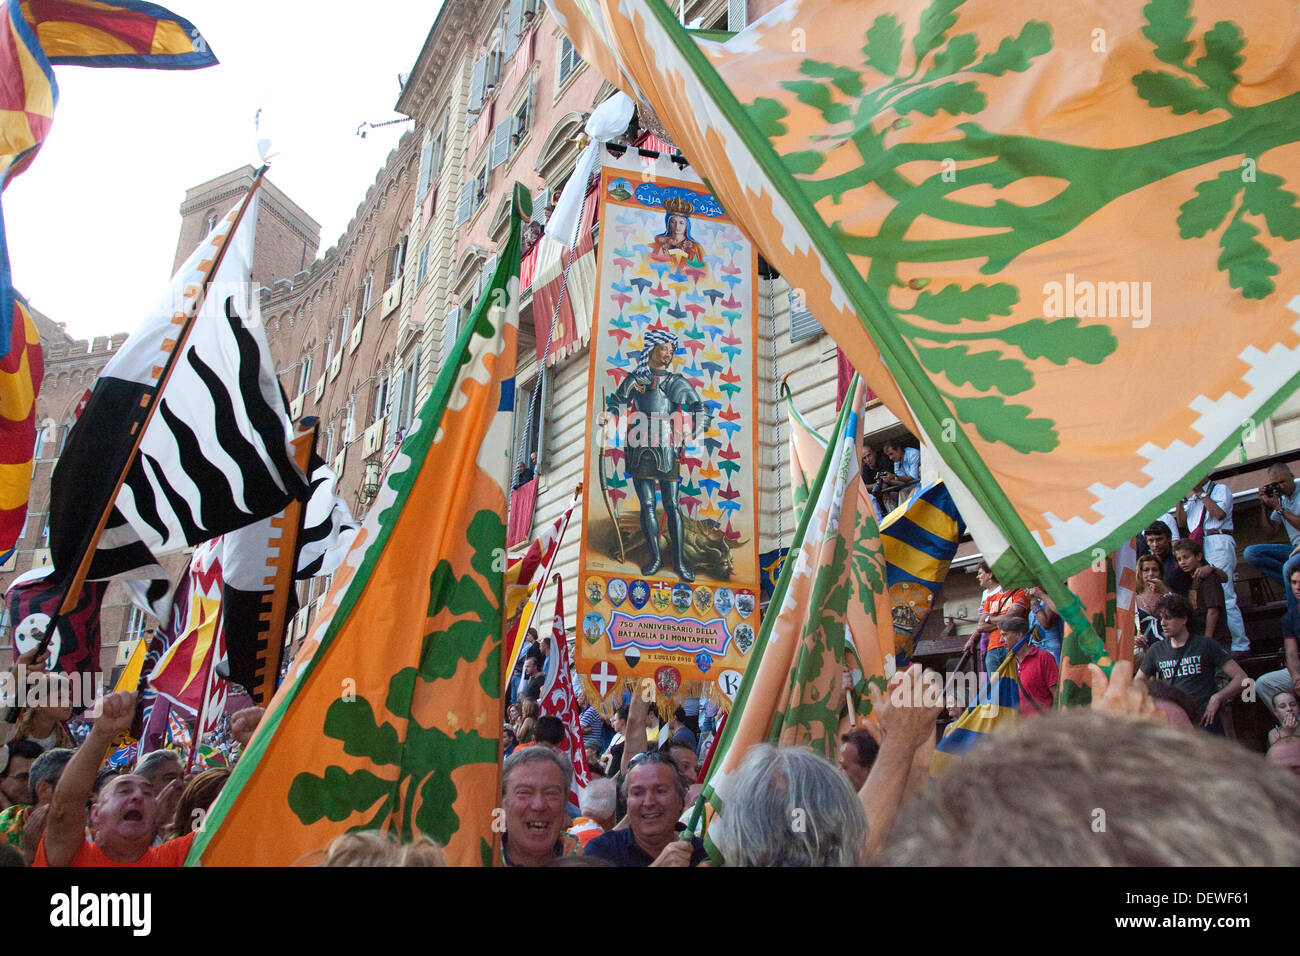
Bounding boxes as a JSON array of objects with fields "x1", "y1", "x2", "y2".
[
  {"x1": 35, "y1": 691, "x2": 194, "y2": 866},
  {"x1": 1001, "y1": 617, "x2": 1058, "y2": 715}
]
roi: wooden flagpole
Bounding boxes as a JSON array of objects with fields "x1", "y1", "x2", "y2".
[
  {"x1": 0, "y1": 171, "x2": 270, "y2": 727},
  {"x1": 51, "y1": 166, "x2": 270, "y2": 623}
]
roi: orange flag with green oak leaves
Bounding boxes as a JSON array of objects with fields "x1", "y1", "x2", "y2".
[{"x1": 188, "y1": 184, "x2": 528, "y2": 868}]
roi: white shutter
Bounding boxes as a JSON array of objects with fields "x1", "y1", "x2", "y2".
[
  {"x1": 491, "y1": 122, "x2": 511, "y2": 168},
  {"x1": 531, "y1": 187, "x2": 549, "y2": 224},
  {"x1": 505, "y1": 0, "x2": 523, "y2": 56},
  {"x1": 456, "y1": 182, "x2": 474, "y2": 226},
  {"x1": 430, "y1": 117, "x2": 446, "y2": 181},
  {"x1": 389, "y1": 367, "x2": 406, "y2": 439},
  {"x1": 727, "y1": 0, "x2": 747, "y2": 31},
  {"x1": 480, "y1": 254, "x2": 498, "y2": 294},
  {"x1": 788, "y1": 287, "x2": 825, "y2": 342},
  {"x1": 446, "y1": 307, "x2": 460, "y2": 354},
  {"x1": 416, "y1": 138, "x2": 434, "y2": 200},
  {"x1": 468, "y1": 54, "x2": 487, "y2": 120}
]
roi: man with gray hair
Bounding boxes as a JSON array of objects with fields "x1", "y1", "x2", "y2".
[
  {"x1": 569, "y1": 777, "x2": 617, "y2": 848},
  {"x1": 712, "y1": 744, "x2": 867, "y2": 866},
  {"x1": 0, "y1": 745, "x2": 72, "y2": 862},
  {"x1": 134, "y1": 748, "x2": 186, "y2": 840},
  {"x1": 584, "y1": 751, "x2": 705, "y2": 866},
  {"x1": 500, "y1": 745, "x2": 578, "y2": 866}
]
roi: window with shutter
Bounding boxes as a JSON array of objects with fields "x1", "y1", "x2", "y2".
[
  {"x1": 446, "y1": 307, "x2": 460, "y2": 354},
  {"x1": 505, "y1": 0, "x2": 523, "y2": 56},
  {"x1": 727, "y1": 0, "x2": 747, "y2": 31},
  {"x1": 788, "y1": 287, "x2": 825, "y2": 342},
  {"x1": 558, "y1": 37, "x2": 582, "y2": 85},
  {"x1": 480, "y1": 254, "x2": 498, "y2": 294},
  {"x1": 468, "y1": 54, "x2": 487, "y2": 122},
  {"x1": 416, "y1": 137, "x2": 434, "y2": 200},
  {"x1": 456, "y1": 182, "x2": 473, "y2": 226},
  {"x1": 362, "y1": 274, "x2": 373, "y2": 314},
  {"x1": 417, "y1": 241, "x2": 432, "y2": 285},
  {"x1": 532, "y1": 187, "x2": 549, "y2": 224},
  {"x1": 491, "y1": 121, "x2": 511, "y2": 169}
]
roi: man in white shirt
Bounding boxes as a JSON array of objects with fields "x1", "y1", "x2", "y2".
[
  {"x1": 1174, "y1": 476, "x2": 1247, "y2": 653},
  {"x1": 1244, "y1": 464, "x2": 1300, "y2": 617}
]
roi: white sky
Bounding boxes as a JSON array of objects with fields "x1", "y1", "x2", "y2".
[{"x1": 4, "y1": 1, "x2": 442, "y2": 339}]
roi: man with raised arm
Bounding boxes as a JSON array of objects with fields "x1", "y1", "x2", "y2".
[{"x1": 35, "y1": 691, "x2": 194, "y2": 866}]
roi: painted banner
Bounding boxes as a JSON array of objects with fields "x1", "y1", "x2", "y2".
[
  {"x1": 576, "y1": 148, "x2": 760, "y2": 716},
  {"x1": 547, "y1": 0, "x2": 1300, "y2": 674}
]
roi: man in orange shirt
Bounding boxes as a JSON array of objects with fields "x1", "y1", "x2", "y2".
[
  {"x1": 963, "y1": 562, "x2": 1030, "y2": 677},
  {"x1": 35, "y1": 691, "x2": 194, "y2": 866}
]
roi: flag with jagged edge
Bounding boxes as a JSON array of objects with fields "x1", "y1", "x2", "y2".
[
  {"x1": 503, "y1": 489, "x2": 579, "y2": 674},
  {"x1": 784, "y1": 376, "x2": 894, "y2": 719},
  {"x1": 1058, "y1": 540, "x2": 1139, "y2": 706},
  {"x1": 930, "y1": 640, "x2": 1021, "y2": 778},
  {"x1": 0, "y1": 0, "x2": 216, "y2": 355},
  {"x1": 187, "y1": 184, "x2": 527, "y2": 868},
  {"x1": 700, "y1": 376, "x2": 879, "y2": 861},
  {"x1": 0, "y1": 293, "x2": 40, "y2": 554},
  {"x1": 147, "y1": 538, "x2": 224, "y2": 715},
  {"x1": 536, "y1": 573, "x2": 590, "y2": 816},
  {"x1": 546, "y1": 0, "x2": 1300, "y2": 674}
]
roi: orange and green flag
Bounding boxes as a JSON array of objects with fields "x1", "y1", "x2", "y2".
[
  {"x1": 701, "y1": 376, "x2": 884, "y2": 861},
  {"x1": 188, "y1": 185, "x2": 528, "y2": 868},
  {"x1": 549, "y1": 0, "x2": 1300, "y2": 666}
]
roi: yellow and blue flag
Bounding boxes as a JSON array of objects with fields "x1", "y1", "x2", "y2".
[
  {"x1": 930, "y1": 646, "x2": 1021, "y2": 779},
  {"x1": 879, "y1": 481, "x2": 963, "y2": 667}
]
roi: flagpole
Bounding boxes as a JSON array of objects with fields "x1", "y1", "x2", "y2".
[
  {"x1": 255, "y1": 416, "x2": 320, "y2": 703},
  {"x1": 187, "y1": 640, "x2": 220, "y2": 774},
  {"x1": 50, "y1": 166, "x2": 270, "y2": 624},
  {"x1": 504, "y1": 483, "x2": 583, "y2": 677}
]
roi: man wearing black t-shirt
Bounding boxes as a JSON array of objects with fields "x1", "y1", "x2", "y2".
[{"x1": 1136, "y1": 593, "x2": 1248, "y2": 731}]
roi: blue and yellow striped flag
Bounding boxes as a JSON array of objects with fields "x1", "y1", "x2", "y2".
[
  {"x1": 931, "y1": 647, "x2": 1021, "y2": 779},
  {"x1": 879, "y1": 481, "x2": 963, "y2": 668}
]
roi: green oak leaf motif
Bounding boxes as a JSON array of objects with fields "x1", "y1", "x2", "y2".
[
  {"x1": 288, "y1": 508, "x2": 505, "y2": 846},
  {"x1": 737, "y1": 0, "x2": 1299, "y2": 453}
]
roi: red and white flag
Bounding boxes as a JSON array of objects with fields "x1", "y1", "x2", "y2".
[
  {"x1": 504, "y1": 486, "x2": 582, "y2": 672},
  {"x1": 537, "y1": 574, "x2": 590, "y2": 814}
]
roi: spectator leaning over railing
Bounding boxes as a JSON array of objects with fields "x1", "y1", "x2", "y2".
[{"x1": 1244, "y1": 463, "x2": 1300, "y2": 616}]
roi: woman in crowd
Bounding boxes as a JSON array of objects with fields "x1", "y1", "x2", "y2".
[
  {"x1": 164, "y1": 768, "x2": 230, "y2": 841},
  {"x1": 515, "y1": 700, "x2": 539, "y2": 745},
  {"x1": 1134, "y1": 553, "x2": 1170, "y2": 662},
  {"x1": 1268, "y1": 690, "x2": 1299, "y2": 748},
  {"x1": 599, "y1": 704, "x2": 628, "y2": 775}
]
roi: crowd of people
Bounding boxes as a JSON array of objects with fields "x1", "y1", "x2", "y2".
[{"x1": 1, "y1": 462, "x2": 1297, "y2": 868}]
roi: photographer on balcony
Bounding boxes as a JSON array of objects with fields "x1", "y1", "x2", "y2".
[{"x1": 1244, "y1": 463, "x2": 1300, "y2": 617}]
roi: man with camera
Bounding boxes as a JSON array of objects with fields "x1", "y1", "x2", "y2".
[
  {"x1": 1172, "y1": 476, "x2": 1248, "y2": 654},
  {"x1": 1244, "y1": 464, "x2": 1300, "y2": 617}
]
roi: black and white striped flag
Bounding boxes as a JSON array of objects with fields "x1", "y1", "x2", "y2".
[{"x1": 48, "y1": 186, "x2": 309, "y2": 585}]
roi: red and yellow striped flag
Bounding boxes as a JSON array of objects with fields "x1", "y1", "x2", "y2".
[{"x1": 0, "y1": 293, "x2": 40, "y2": 555}]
